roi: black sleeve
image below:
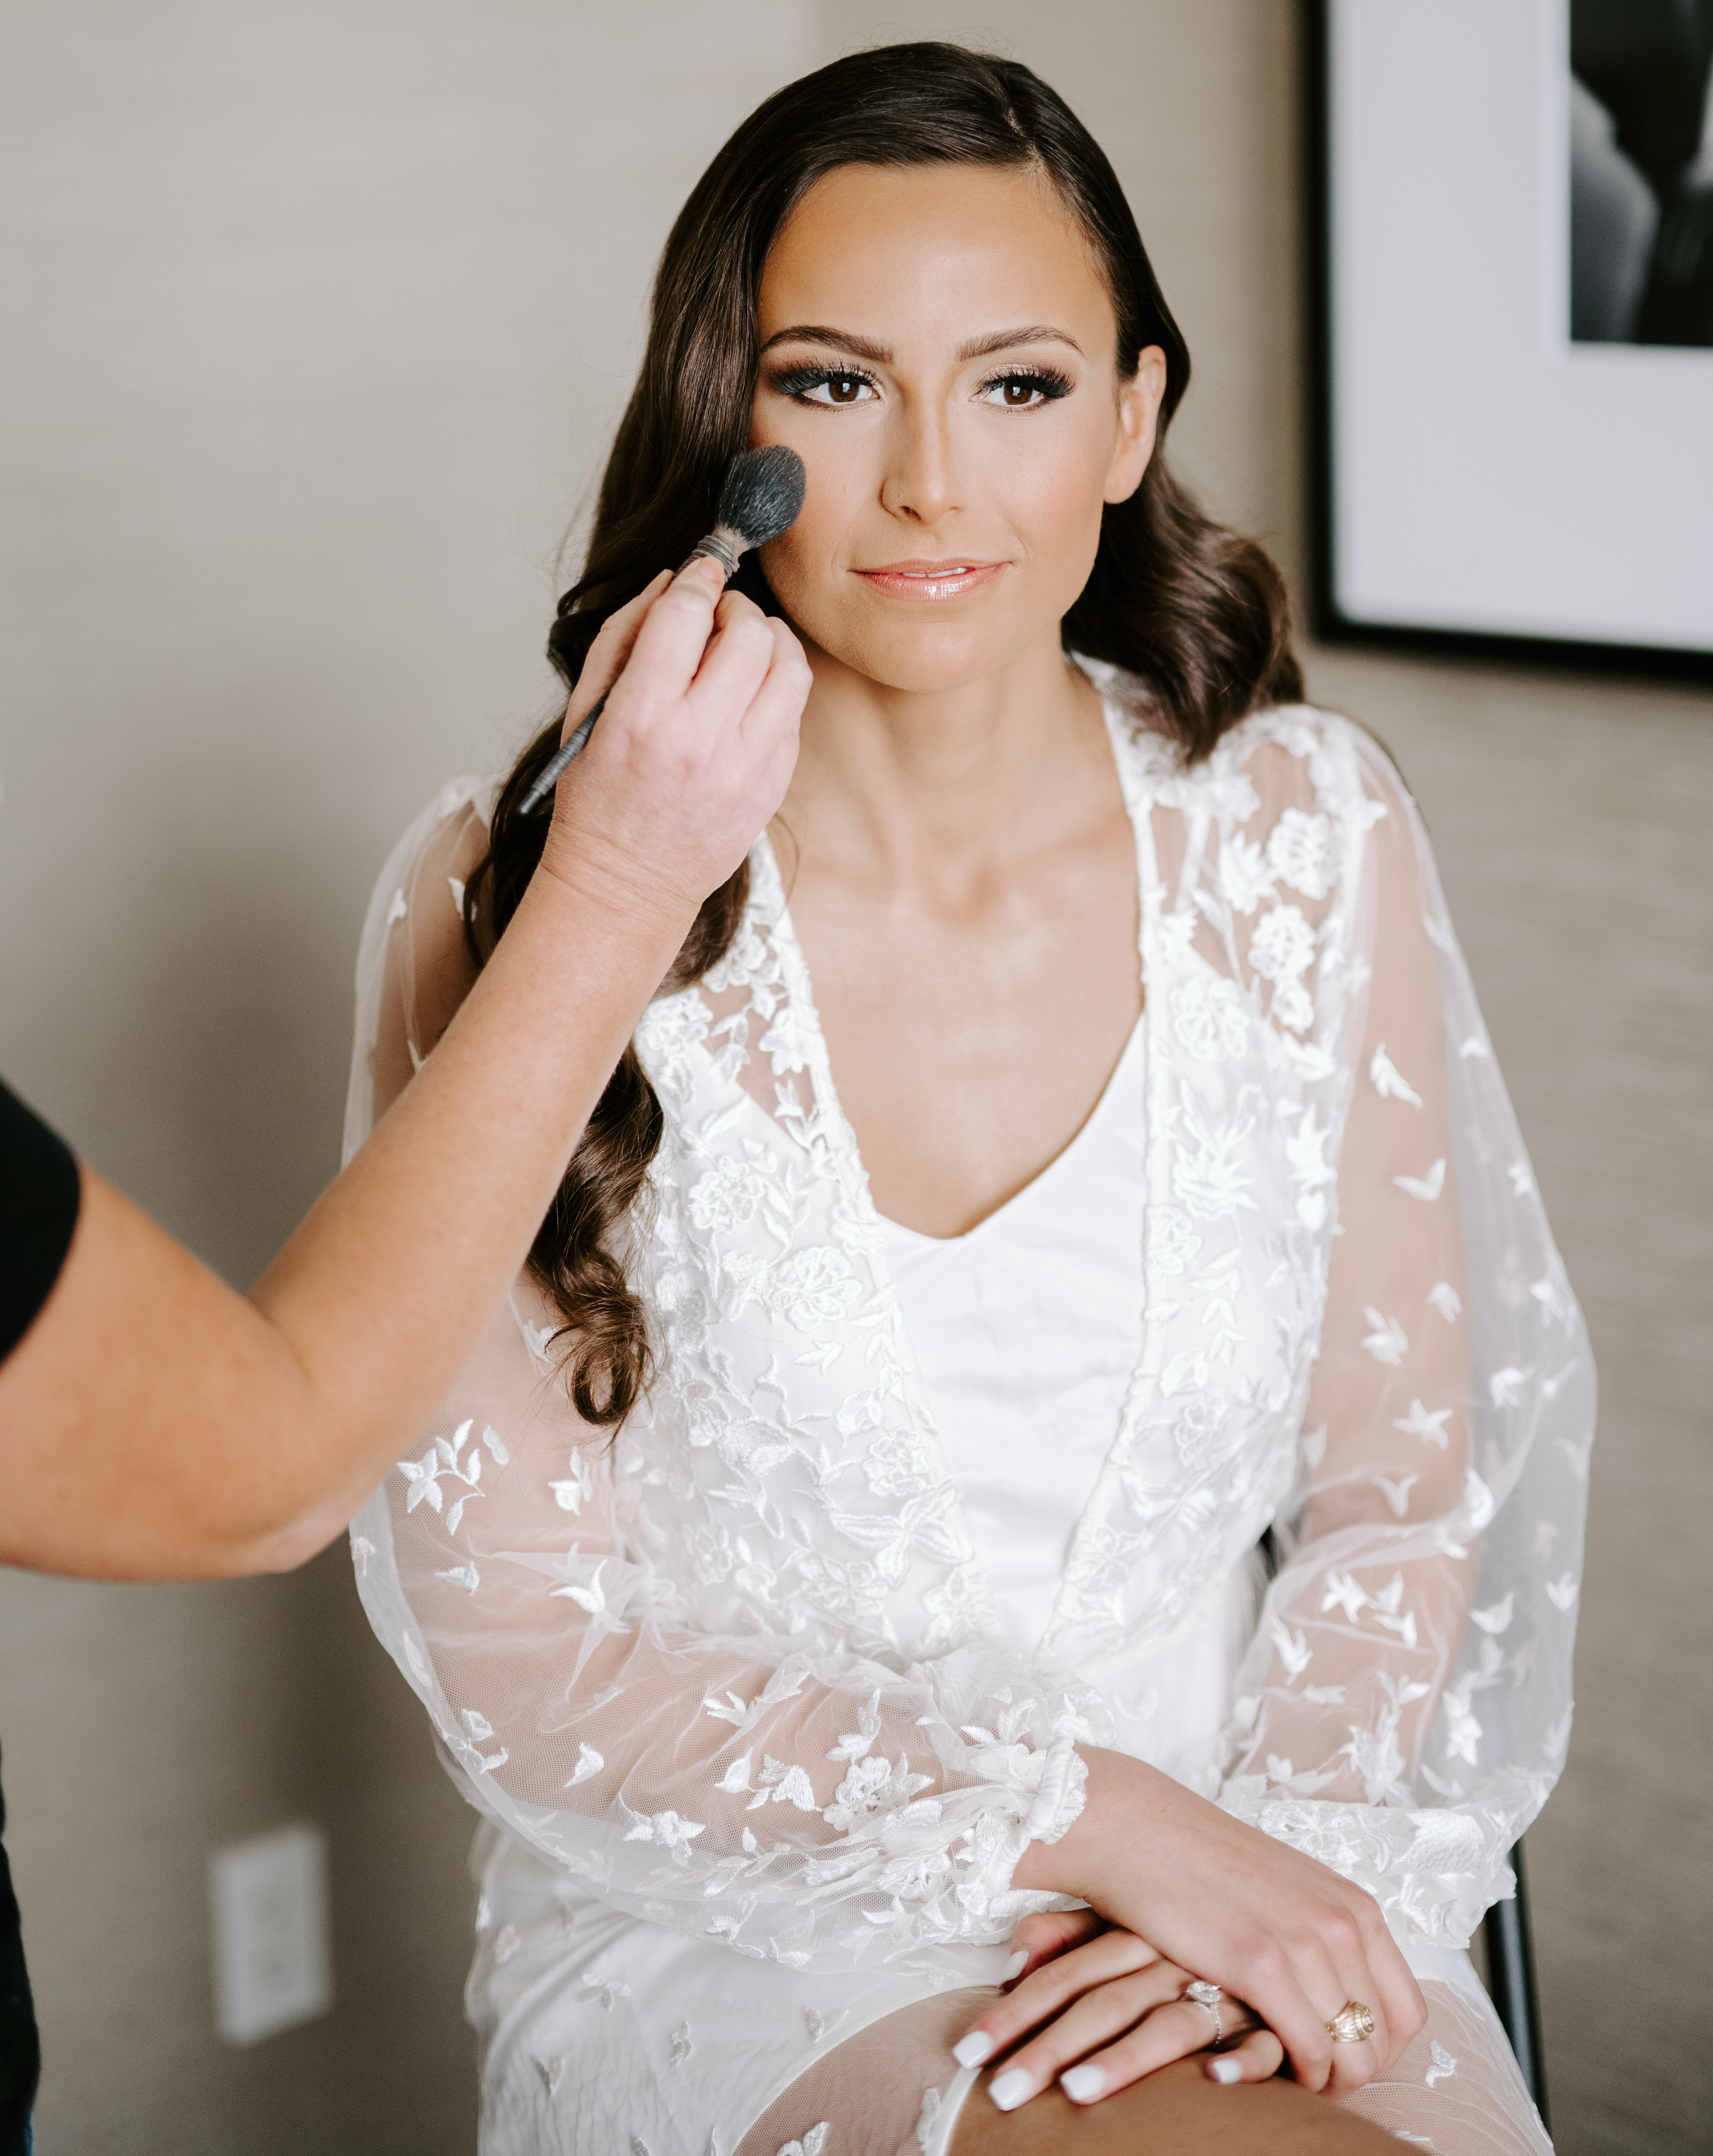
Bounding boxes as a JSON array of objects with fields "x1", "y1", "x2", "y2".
[
  {"x1": 0, "y1": 1744, "x2": 35, "y2": 2156},
  {"x1": 0, "y1": 1084, "x2": 63, "y2": 2146},
  {"x1": 0, "y1": 1077, "x2": 81, "y2": 1364}
]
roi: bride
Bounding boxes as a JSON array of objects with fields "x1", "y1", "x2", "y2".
[{"x1": 344, "y1": 42, "x2": 1591, "y2": 2156}]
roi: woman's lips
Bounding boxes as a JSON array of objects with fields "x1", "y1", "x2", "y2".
[{"x1": 853, "y1": 560, "x2": 1006, "y2": 603}]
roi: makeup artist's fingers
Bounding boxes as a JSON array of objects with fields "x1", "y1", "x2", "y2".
[
  {"x1": 560, "y1": 571, "x2": 674, "y2": 735},
  {"x1": 602, "y1": 558, "x2": 748, "y2": 731},
  {"x1": 543, "y1": 575, "x2": 807, "y2": 916},
  {"x1": 592, "y1": 582, "x2": 794, "y2": 772},
  {"x1": 719, "y1": 613, "x2": 811, "y2": 758},
  {"x1": 707, "y1": 608, "x2": 808, "y2": 818},
  {"x1": 682, "y1": 589, "x2": 789, "y2": 736}
]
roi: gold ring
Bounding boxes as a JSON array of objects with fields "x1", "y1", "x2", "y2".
[{"x1": 1326, "y1": 2000, "x2": 1376, "y2": 2045}]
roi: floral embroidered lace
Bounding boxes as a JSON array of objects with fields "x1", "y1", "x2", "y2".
[{"x1": 343, "y1": 673, "x2": 1592, "y2": 1990}]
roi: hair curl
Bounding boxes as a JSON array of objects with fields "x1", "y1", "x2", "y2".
[{"x1": 465, "y1": 41, "x2": 1303, "y2": 1427}]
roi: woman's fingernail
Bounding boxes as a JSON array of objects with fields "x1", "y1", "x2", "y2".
[
  {"x1": 1060, "y1": 2064, "x2": 1106, "y2": 2103},
  {"x1": 1001, "y1": 1950, "x2": 1028, "y2": 1983},
  {"x1": 989, "y1": 2068, "x2": 1033, "y2": 2112},
  {"x1": 952, "y1": 2031, "x2": 993, "y2": 2070},
  {"x1": 1210, "y1": 2056, "x2": 1243, "y2": 2086}
]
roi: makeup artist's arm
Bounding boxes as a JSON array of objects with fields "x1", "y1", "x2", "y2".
[{"x1": 0, "y1": 565, "x2": 807, "y2": 1582}]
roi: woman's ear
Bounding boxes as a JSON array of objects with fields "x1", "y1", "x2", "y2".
[{"x1": 1103, "y1": 345, "x2": 1169, "y2": 505}]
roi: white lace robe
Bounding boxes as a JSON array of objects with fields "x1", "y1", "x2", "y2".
[{"x1": 345, "y1": 680, "x2": 1592, "y2": 2007}]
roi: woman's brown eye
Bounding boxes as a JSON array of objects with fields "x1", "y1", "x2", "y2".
[
  {"x1": 1003, "y1": 380, "x2": 1035, "y2": 406},
  {"x1": 827, "y1": 375, "x2": 864, "y2": 403}
]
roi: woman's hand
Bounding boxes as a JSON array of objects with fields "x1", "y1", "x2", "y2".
[
  {"x1": 539, "y1": 559, "x2": 810, "y2": 928},
  {"x1": 949, "y1": 1911, "x2": 1283, "y2": 2111},
  {"x1": 1011, "y1": 1748, "x2": 1426, "y2": 2095}
]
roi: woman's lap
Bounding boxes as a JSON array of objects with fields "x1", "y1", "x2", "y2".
[
  {"x1": 732, "y1": 1980, "x2": 1551, "y2": 2156},
  {"x1": 467, "y1": 1822, "x2": 1006, "y2": 2156},
  {"x1": 471, "y1": 1831, "x2": 1549, "y2": 2156}
]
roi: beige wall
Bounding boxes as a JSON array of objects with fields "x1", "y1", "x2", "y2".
[{"x1": 0, "y1": 6, "x2": 1706, "y2": 2152}]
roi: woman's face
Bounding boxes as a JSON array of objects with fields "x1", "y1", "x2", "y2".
[{"x1": 751, "y1": 161, "x2": 1165, "y2": 695}]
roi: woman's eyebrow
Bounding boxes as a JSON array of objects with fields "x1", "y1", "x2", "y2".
[
  {"x1": 757, "y1": 324, "x2": 1085, "y2": 364},
  {"x1": 956, "y1": 325, "x2": 1085, "y2": 360},
  {"x1": 758, "y1": 326, "x2": 893, "y2": 362}
]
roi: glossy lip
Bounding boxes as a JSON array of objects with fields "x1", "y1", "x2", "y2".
[{"x1": 853, "y1": 558, "x2": 1007, "y2": 603}]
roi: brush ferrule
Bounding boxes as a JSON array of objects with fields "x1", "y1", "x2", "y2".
[{"x1": 683, "y1": 528, "x2": 742, "y2": 581}]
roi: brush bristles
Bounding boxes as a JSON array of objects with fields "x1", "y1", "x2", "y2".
[{"x1": 715, "y1": 445, "x2": 806, "y2": 550}]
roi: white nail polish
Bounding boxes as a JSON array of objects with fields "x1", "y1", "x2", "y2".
[
  {"x1": 1210, "y1": 2056, "x2": 1243, "y2": 2086},
  {"x1": 1001, "y1": 1949, "x2": 1028, "y2": 1983},
  {"x1": 1060, "y1": 2064, "x2": 1106, "y2": 2103},
  {"x1": 952, "y1": 2031, "x2": 993, "y2": 2070},
  {"x1": 989, "y1": 2068, "x2": 1033, "y2": 2112}
]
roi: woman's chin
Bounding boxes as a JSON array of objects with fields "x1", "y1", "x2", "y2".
[{"x1": 808, "y1": 614, "x2": 1054, "y2": 698}]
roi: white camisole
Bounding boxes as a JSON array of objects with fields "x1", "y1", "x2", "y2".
[{"x1": 875, "y1": 1012, "x2": 1149, "y2": 1658}]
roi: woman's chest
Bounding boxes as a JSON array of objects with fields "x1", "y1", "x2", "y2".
[
  {"x1": 615, "y1": 704, "x2": 1362, "y2": 1659},
  {"x1": 784, "y1": 813, "x2": 1141, "y2": 1240},
  {"x1": 626, "y1": 954, "x2": 1323, "y2": 1662}
]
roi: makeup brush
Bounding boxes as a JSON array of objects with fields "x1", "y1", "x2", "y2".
[{"x1": 520, "y1": 445, "x2": 806, "y2": 816}]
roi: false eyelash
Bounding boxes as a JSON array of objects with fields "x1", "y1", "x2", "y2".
[
  {"x1": 765, "y1": 362, "x2": 1075, "y2": 407},
  {"x1": 978, "y1": 366, "x2": 1072, "y2": 403},
  {"x1": 767, "y1": 363, "x2": 880, "y2": 403}
]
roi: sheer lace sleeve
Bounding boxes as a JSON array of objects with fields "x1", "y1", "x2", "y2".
[
  {"x1": 342, "y1": 775, "x2": 490, "y2": 1160},
  {"x1": 342, "y1": 787, "x2": 1088, "y2": 1978},
  {"x1": 1214, "y1": 729, "x2": 1596, "y2": 1948}
]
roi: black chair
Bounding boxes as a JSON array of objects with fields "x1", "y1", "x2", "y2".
[{"x1": 1481, "y1": 1839, "x2": 1549, "y2": 2127}]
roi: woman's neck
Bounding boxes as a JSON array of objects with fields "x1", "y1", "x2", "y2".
[{"x1": 773, "y1": 628, "x2": 1118, "y2": 894}]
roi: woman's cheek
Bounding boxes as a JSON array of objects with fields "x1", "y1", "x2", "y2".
[
  {"x1": 1000, "y1": 447, "x2": 1110, "y2": 609},
  {"x1": 754, "y1": 522, "x2": 843, "y2": 651}
]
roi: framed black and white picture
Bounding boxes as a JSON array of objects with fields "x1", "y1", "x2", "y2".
[{"x1": 1308, "y1": 0, "x2": 1713, "y2": 677}]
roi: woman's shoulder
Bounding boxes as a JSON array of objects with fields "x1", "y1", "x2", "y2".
[
  {"x1": 366, "y1": 774, "x2": 500, "y2": 930},
  {"x1": 1082, "y1": 660, "x2": 1397, "y2": 820},
  {"x1": 1220, "y1": 704, "x2": 1406, "y2": 820},
  {"x1": 400, "y1": 773, "x2": 501, "y2": 853}
]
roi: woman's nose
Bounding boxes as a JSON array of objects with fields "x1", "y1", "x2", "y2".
[{"x1": 879, "y1": 401, "x2": 962, "y2": 527}]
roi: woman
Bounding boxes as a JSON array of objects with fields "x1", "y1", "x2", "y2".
[{"x1": 346, "y1": 45, "x2": 1591, "y2": 2156}]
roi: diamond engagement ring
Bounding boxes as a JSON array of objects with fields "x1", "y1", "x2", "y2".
[
  {"x1": 1185, "y1": 1981, "x2": 1224, "y2": 2045},
  {"x1": 1326, "y1": 2000, "x2": 1377, "y2": 2045}
]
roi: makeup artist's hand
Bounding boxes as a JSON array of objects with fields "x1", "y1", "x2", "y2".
[{"x1": 539, "y1": 560, "x2": 810, "y2": 926}]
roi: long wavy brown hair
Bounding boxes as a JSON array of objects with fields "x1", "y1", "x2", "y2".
[{"x1": 464, "y1": 41, "x2": 1303, "y2": 1428}]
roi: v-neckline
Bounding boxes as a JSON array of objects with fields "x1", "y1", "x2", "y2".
[
  {"x1": 750, "y1": 687, "x2": 1150, "y2": 1249},
  {"x1": 872, "y1": 1006, "x2": 1147, "y2": 1250},
  {"x1": 737, "y1": 688, "x2": 1160, "y2": 1656}
]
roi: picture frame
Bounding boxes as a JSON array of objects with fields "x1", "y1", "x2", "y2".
[{"x1": 1305, "y1": 0, "x2": 1713, "y2": 681}]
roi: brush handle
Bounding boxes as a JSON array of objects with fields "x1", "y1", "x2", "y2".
[
  {"x1": 685, "y1": 528, "x2": 741, "y2": 578},
  {"x1": 520, "y1": 538, "x2": 741, "y2": 816},
  {"x1": 518, "y1": 692, "x2": 607, "y2": 816}
]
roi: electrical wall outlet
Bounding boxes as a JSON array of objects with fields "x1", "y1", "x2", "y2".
[{"x1": 208, "y1": 1822, "x2": 334, "y2": 2045}]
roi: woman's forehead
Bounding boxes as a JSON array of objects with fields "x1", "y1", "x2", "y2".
[{"x1": 757, "y1": 163, "x2": 1114, "y2": 354}]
